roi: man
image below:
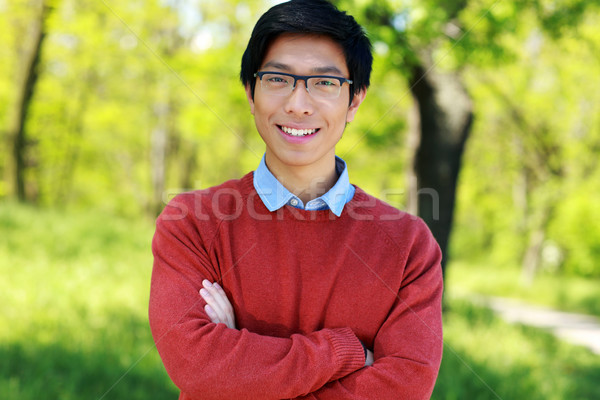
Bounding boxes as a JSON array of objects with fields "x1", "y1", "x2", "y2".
[{"x1": 149, "y1": 1, "x2": 443, "y2": 399}]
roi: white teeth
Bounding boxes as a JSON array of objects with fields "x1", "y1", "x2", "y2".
[{"x1": 281, "y1": 126, "x2": 317, "y2": 136}]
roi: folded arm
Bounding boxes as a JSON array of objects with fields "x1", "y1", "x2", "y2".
[
  {"x1": 198, "y1": 218, "x2": 443, "y2": 400},
  {"x1": 292, "y1": 220, "x2": 444, "y2": 400},
  {"x1": 200, "y1": 279, "x2": 374, "y2": 367}
]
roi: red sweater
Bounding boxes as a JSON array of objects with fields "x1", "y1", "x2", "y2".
[{"x1": 149, "y1": 172, "x2": 443, "y2": 400}]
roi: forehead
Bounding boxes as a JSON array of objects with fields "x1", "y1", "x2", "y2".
[{"x1": 261, "y1": 33, "x2": 349, "y2": 76}]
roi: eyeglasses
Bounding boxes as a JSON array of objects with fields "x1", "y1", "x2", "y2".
[{"x1": 254, "y1": 71, "x2": 353, "y2": 99}]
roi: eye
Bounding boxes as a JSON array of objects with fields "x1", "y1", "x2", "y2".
[
  {"x1": 264, "y1": 74, "x2": 291, "y2": 85},
  {"x1": 314, "y1": 78, "x2": 340, "y2": 87}
]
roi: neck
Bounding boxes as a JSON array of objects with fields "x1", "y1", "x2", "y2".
[{"x1": 265, "y1": 155, "x2": 338, "y2": 204}]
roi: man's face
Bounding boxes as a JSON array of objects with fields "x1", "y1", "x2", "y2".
[{"x1": 246, "y1": 33, "x2": 366, "y2": 174}]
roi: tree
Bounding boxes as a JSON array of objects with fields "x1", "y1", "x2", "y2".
[
  {"x1": 6, "y1": 0, "x2": 53, "y2": 202},
  {"x1": 457, "y1": 15, "x2": 600, "y2": 279},
  {"x1": 338, "y1": 0, "x2": 600, "y2": 279}
]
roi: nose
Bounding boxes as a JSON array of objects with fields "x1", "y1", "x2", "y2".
[{"x1": 284, "y1": 79, "x2": 314, "y2": 115}]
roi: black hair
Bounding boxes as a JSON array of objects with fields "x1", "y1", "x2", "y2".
[{"x1": 240, "y1": 0, "x2": 373, "y2": 104}]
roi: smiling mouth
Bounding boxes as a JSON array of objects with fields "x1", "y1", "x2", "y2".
[{"x1": 279, "y1": 125, "x2": 320, "y2": 137}]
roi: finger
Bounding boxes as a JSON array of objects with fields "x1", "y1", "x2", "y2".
[
  {"x1": 204, "y1": 304, "x2": 220, "y2": 324},
  {"x1": 212, "y1": 282, "x2": 235, "y2": 327},
  {"x1": 200, "y1": 287, "x2": 228, "y2": 323},
  {"x1": 200, "y1": 288, "x2": 226, "y2": 323},
  {"x1": 366, "y1": 349, "x2": 374, "y2": 366},
  {"x1": 203, "y1": 281, "x2": 233, "y2": 323},
  {"x1": 201, "y1": 280, "x2": 236, "y2": 329}
]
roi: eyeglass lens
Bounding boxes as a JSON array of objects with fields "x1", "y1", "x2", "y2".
[{"x1": 259, "y1": 73, "x2": 344, "y2": 98}]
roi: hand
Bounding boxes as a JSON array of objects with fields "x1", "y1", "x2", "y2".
[
  {"x1": 365, "y1": 349, "x2": 374, "y2": 367},
  {"x1": 199, "y1": 279, "x2": 237, "y2": 329}
]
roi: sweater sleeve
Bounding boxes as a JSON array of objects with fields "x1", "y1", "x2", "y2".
[
  {"x1": 148, "y1": 197, "x2": 365, "y2": 400},
  {"x1": 292, "y1": 219, "x2": 444, "y2": 400}
]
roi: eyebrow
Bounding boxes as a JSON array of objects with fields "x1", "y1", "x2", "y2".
[{"x1": 261, "y1": 61, "x2": 345, "y2": 76}]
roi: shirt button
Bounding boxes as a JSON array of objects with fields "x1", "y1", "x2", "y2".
[{"x1": 290, "y1": 198, "x2": 299, "y2": 206}]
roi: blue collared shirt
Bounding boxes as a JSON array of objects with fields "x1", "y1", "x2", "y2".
[{"x1": 253, "y1": 154, "x2": 355, "y2": 217}]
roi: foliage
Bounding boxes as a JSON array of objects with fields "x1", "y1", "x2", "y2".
[
  {"x1": 338, "y1": 0, "x2": 600, "y2": 277},
  {"x1": 548, "y1": 184, "x2": 600, "y2": 277},
  {"x1": 451, "y1": 10, "x2": 600, "y2": 277}
]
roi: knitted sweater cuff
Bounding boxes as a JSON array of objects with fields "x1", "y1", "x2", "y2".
[{"x1": 328, "y1": 327, "x2": 366, "y2": 381}]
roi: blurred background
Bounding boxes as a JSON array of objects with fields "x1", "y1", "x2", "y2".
[{"x1": 1, "y1": 0, "x2": 599, "y2": 398}]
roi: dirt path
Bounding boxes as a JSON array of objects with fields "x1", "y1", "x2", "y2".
[{"x1": 473, "y1": 296, "x2": 600, "y2": 355}]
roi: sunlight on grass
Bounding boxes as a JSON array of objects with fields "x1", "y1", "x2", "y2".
[
  {"x1": 0, "y1": 202, "x2": 178, "y2": 399},
  {"x1": 433, "y1": 298, "x2": 600, "y2": 400}
]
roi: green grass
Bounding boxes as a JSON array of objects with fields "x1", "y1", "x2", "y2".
[
  {"x1": 2, "y1": 202, "x2": 599, "y2": 399},
  {"x1": 0, "y1": 202, "x2": 178, "y2": 399},
  {"x1": 433, "y1": 298, "x2": 600, "y2": 399},
  {"x1": 446, "y1": 260, "x2": 600, "y2": 317}
]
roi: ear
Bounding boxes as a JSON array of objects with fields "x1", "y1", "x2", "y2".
[
  {"x1": 245, "y1": 84, "x2": 255, "y2": 115},
  {"x1": 346, "y1": 89, "x2": 367, "y2": 123}
]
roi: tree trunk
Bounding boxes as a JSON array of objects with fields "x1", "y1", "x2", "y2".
[
  {"x1": 521, "y1": 226, "x2": 545, "y2": 285},
  {"x1": 521, "y1": 200, "x2": 555, "y2": 285},
  {"x1": 56, "y1": 75, "x2": 93, "y2": 206},
  {"x1": 151, "y1": 90, "x2": 170, "y2": 217},
  {"x1": 180, "y1": 142, "x2": 199, "y2": 191},
  {"x1": 8, "y1": 0, "x2": 50, "y2": 202},
  {"x1": 409, "y1": 64, "x2": 473, "y2": 277}
]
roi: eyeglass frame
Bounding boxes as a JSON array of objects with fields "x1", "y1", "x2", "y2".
[{"x1": 253, "y1": 71, "x2": 353, "y2": 98}]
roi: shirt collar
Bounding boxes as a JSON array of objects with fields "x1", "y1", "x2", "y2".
[{"x1": 253, "y1": 154, "x2": 353, "y2": 217}]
